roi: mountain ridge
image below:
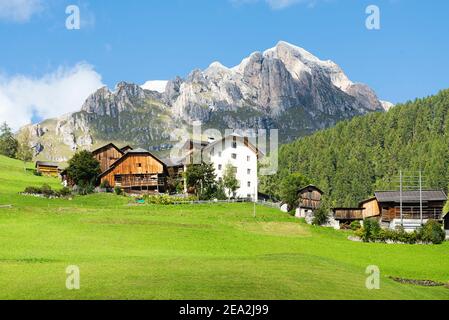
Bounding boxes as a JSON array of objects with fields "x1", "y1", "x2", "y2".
[{"x1": 22, "y1": 41, "x2": 391, "y2": 161}]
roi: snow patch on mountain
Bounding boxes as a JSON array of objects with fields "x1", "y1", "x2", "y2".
[{"x1": 141, "y1": 80, "x2": 168, "y2": 93}]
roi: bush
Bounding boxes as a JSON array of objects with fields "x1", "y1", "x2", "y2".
[
  {"x1": 361, "y1": 219, "x2": 381, "y2": 242},
  {"x1": 357, "y1": 219, "x2": 445, "y2": 245},
  {"x1": 77, "y1": 181, "x2": 95, "y2": 195},
  {"x1": 41, "y1": 184, "x2": 54, "y2": 197},
  {"x1": 312, "y1": 206, "x2": 329, "y2": 226},
  {"x1": 33, "y1": 170, "x2": 42, "y2": 177},
  {"x1": 421, "y1": 220, "x2": 446, "y2": 244},
  {"x1": 143, "y1": 194, "x2": 198, "y2": 205},
  {"x1": 24, "y1": 186, "x2": 41, "y2": 194},
  {"x1": 100, "y1": 180, "x2": 111, "y2": 189},
  {"x1": 114, "y1": 187, "x2": 123, "y2": 196},
  {"x1": 23, "y1": 185, "x2": 71, "y2": 198},
  {"x1": 350, "y1": 220, "x2": 362, "y2": 231},
  {"x1": 58, "y1": 187, "x2": 72, "y2": 197}
]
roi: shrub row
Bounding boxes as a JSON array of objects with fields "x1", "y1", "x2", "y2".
[
  {"x1": 142, "y1": 194, "x2": 198, "y2": 205},
  {"x1": 24, "y1": 184, "x2": 72, "y2": 198},
  {"x1": 355, "y1": 219, "x2": 446, "y2": 245}
]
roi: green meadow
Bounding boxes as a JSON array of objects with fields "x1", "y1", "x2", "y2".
[{"x1": 0, "y1": 155, "x2": 448, "y2": 300}]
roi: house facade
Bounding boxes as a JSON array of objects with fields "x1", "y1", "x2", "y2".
[
  {"x1": 98, "y1": 148, "x2": 167, "y2": 194},
  {"x1": 35, "y1": 161, "x2": 60, "y2": 177},
  {"x1": 199, "y1": 134, "x2": 260, "y2": 200},
  {"x1": 92, "y1": 143, "x2": 125, "y2": 173},
  {"x1": 333, "y1": 190, "x2": 448, "y2": 231},
  {"x1": 295, "y1": 185, "x2": 324, "y2": 218},
  {"x1": 90, "y1": 135, "x2": 260, "y2": 198}
]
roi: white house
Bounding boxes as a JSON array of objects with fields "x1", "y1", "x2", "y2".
[{"x1": 200, "y1": 134, "x2": 260, "y2": 201}]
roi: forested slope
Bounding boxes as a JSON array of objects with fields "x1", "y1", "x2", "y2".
[{"x1": 261, "y1": 89, "x2": 449, "y2": 207}]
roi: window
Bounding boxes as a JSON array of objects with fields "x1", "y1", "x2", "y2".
[
  {"x1": 115, "y1": 175, "x2": 122, "y2": 182},
  {"x1": 247, "y1": 156, "x2": 251, "y2": 162},
  {"x1": 231, "y1": 153, "x2": 237, "y2": 159},
  {"x1": 218, "y1": 164, "x2": 222, "y2": 170},
  {"x1": 247, "y1": 169, "x2": 251, "y2": 175},
  {"x1": 218, "y1": 152, "x2": 222, "y2": 157},
  {"x1": 137, "y1": 163, "x2": 142, "y2": 167},
  {"x1": 247, "y1": 181, "x2": 251, "y2": 187},
  {"x1": 211, "y1": 147, "x2": 215, "y2": 157},
  {"x1": 232, "y1": 142, "x2": 237, "y2": 149}
]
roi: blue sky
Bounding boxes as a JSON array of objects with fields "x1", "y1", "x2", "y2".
[{"x1": 1, "y1": 0, "x2": 449, "y2": 129}]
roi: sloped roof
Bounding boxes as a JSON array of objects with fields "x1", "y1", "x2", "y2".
[
  {"x1": 374, "y1": 190, "x2": 448, "y2": 203},
  {"x1": 98, "y1": 149, "x2": 166, "y2": 178},
  {"x1": 92, "y1": 143, "x2": 123, "y2": 156},
  {"x1": 202, "y1": 133, "x2": 263, "y2": 157},
  {"x1": 160, "y1": 157, "x2": 185, "y2": 167},
  {"x1": 35, "y1": 161, "x2": 59, "y2": 168},
  {"x1": 126, "y1": 148, "x2": 149, "y2": 154},
  {"x1": 298, "y1": 184, "x2": 324, "y2": 195}
]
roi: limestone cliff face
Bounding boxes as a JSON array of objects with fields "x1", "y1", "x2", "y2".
[{"x1": 25, "y1": 41, "x2": 389, "y2": 160}]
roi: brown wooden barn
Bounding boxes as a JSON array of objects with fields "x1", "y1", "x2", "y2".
[
  {"x1": 374, "y1": 190, "x2": 446, "y2": 228},
  {"x1": 98, "y1": 148, "x2": 168, "y2": 194},
  {"x1": 333, "y1": 207, "x2": 365, "y2": 225},
  {"x1": 35, "y1": 161, "x2": 60, "y2": 177},
  {"x1": 333, "y1": 190, "x2": 448, "y2": 230},
  {"x1": 295, "y1": 185, "x2": 324, "y2": 218},
  {"x1": 92, "y1": 143, "x2": 124, "y2": 173}
]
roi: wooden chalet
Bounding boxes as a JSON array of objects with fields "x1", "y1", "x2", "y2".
[
  {"x1": 92, "y1": 143, "x2": 124, "y2": 173},
  {"x1": 98, "y1": 148, "x2": 168, "y2": 194},
  {"x1": 35, "y1": 161, "x2": 60, "y2": 177},
  {"x1": 295, "y1": 185, "x2": 324, "y2": 218},
  {"x1": 333, "y1": 190, "x2": 448, "y2": 230},
  {"x1": 374, "y1": 190, "x2": 447, "y2": 222}
]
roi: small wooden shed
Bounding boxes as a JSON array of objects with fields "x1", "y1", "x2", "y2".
[
  {"x1": 35, "y1": 161, "x2": 60, "y2": 177},
  {"x1": 296, "y1": 185, "x2": 324, "y2": 218}
]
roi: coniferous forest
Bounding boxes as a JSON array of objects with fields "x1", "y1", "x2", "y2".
[{"x1": 260, "y1": 89, "x2": 449, "y2": 207}]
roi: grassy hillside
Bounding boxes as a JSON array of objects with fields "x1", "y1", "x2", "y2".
[
  {"x1": 262, "y1": 89, "x2": 449, "y2": 207},
  {"x1": 0, "y1": 155, "x2": 448, "y2": 299}
]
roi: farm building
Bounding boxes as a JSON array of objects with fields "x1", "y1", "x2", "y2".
[
  {"x1": 98, "y1": 148, "x2": 168, "y2": 194},
  {"x1": 295, "y1": 185, "x2": 324, "y2": 219},
  {"x1": 200, "y1": 133, "x2": 261, "y2": 200},
  {"x1": 92, "y1": 143, "x2": 125, "y2": 173},
  {"x1": 35, "y1": 161, "x2": 60, "y2": 177},
  {"x1": 333, "y1": 190, "x2": 448, "y2": 231}
]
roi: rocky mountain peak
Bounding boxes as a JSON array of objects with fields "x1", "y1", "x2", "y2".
[{"x1": 26, "y1": 41, "x2": 391, "y2": 159}]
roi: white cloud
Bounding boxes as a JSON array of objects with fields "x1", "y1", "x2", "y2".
[
  {"x1": 0, "y1": 63, "x2": 104, "y2": 131},
  {"x1": 0, "y1": 0, "x2": 43, "y2": 22}
]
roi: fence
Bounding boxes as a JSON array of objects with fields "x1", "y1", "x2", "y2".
[{"x1": 170, "y1": 198, "x2": 281, "y2": 208}]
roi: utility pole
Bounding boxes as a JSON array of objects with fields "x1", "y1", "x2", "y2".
[
  {"x1": 400, "y1": 170, "x2": 403, "y2": 227},
  {"x1": 253, "y1": 184, "x2": 257, "y2": 219},
  {"x1": 419, "y1": 170, "x2": 423, "y2": 225}
]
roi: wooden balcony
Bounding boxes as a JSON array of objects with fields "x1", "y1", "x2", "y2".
[
  {"x1": 333, "y1": 208, "x2": 365, "y2": 220},
  {"x1": 382, "y1": 207, "x2": 443, "y2": 222},
  {"x1": 115, "y1": 174, "x2": 165, "y2": 188}
]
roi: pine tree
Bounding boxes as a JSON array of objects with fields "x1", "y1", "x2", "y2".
[
  {"x1": 0, "y1": 122, "x2": 18, "y2": 159},
  {"x1": 16, "y1": 129, "x2": 34, "y2": 170}
]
